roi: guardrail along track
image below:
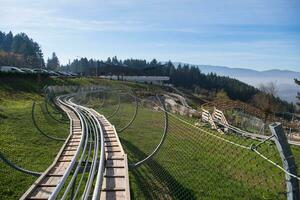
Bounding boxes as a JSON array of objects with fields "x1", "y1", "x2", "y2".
[
  {"x1": 93, "y1": 113, "x2": 130, "y2": 200},
  {"x1": 20, "y1": 101, "x2": 82, "y2": 200}
]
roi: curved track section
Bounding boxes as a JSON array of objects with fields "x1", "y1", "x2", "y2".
[
  {"x1": 21, "y1": 98, "x2": 83, "y2": 200},
  {"x1": 20, "y1": 94, "x2": 130, "y2": 200}
]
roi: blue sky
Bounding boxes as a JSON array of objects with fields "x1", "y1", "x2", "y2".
[{"x1": 0, "y1": 0, "x2": 299, "y2": 71}]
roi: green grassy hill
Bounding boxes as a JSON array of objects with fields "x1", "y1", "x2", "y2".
[
  {"x1": 91, "y1": 98, "x2": 288, "y2": 199},
  {"x1": 0, "y1": 75, "x2": 161, "y2": 199},
  {"x1": 0, "y1": 75, "x2": 298, "y2": 199}
]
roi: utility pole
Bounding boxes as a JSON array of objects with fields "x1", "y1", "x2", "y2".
[{"x1": 68, "y1": 59, "x2": 70, "y2": 72}]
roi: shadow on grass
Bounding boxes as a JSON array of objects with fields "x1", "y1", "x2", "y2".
[{"x1": 120, "y1": 138, "x2": 197, "y2": 200}]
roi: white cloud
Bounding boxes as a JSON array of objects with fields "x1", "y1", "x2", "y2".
[
  {"x1": 0, "y1": 0, "x2": 299, "y2": 70},
  {"x1": 0, "y1": 2, "x2": 151, "y2": 33}
]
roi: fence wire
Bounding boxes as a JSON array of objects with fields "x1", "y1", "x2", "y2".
[
  {"x1": 1, "y1": 85, "x2": 300, "y2": 199},
  {"x1": 86, "y1": 88, "x2": 298, "y2": 200}
]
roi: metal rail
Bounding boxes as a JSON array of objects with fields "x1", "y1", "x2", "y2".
[
  {"x1": 0, "y1": 152, "x2": 42, "y2": 176},
  {"x1": 43, "y1": 99, "x2": 69, "y2": 124},
  {"x1": 93, "y1": 113, "x2": 131, "y2": 199},
  {"x1": 21, "y1": 95, "x2": 83, "y2": 200},
  {"x1": 129, "y1": 95, "x2": 168, "y2": 169},
  {"x1": 118, "y1": 95, "x2": 139, "y2": 133},
  {"x1": 21, "y1": 90, "x2": 130, "y2": 200},
  {"x1": 107, "y1": 93, "x2": 121, "y2": 119},
  {"x1": 31, "y1": 102, "x2": 66, "y2": 141}
]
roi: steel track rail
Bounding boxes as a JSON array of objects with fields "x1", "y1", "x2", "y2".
[
  {"x1": 21, "y1": 89, "x2": 130, "y2": 200},
  {"x1": 60, "y1": 105, "x2": 90, "y2": 200},
  {"x1": 58, "y1": 95, "x2": 106, "y2": 199},
  {"x1": 46, "y1": 95, "x2": 86, "y2": 200},
  {"x1": 21, "y1": 94, "x2": 84, "y2": 200},
  {"x1": 93, "y1": 112, "x2": 131, "y2": 199},
  {"x1": 69, "y1": 89, "x2": 131, "y2": 198}
]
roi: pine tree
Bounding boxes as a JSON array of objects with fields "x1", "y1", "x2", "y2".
[
  {"x1": 149, "y1": 59, "x2": 158, "y2": 66},
  {"x1": 2, "y1": 31, "x2": 13, "y2": 52},
  {"x1": 106, "y1": 57, "x2": 112, "y2": 64},
  {"x1": 112, "y1": 56, "x2": 119, "y2": 65},
  {"x1": 47, "y1": 52, "x2": 60, "y2": 71},
  {"x1": 0, "y1": 32, "x2": 5, "y2": 50},
  {"x1": 0, "y1": 31, "x2": 44, "y2": 68}
]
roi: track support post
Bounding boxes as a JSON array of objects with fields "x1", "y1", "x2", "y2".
[{"x1": 269, "y1": 122, "x2": 299, "y2": 200}]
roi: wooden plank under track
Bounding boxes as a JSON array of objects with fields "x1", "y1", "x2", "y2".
[
  {"x1": 20, "y1": 103, "x2": 82, "y2": 200},
  {"x1": 94, "y1": 114, "x2": 130, "y2": 200}
]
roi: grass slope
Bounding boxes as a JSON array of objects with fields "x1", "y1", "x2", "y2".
[
  {"x1": 0, "y1": 92, "x2": 69, "y2": 199},
  {"x1": 0, "y1": 75, "x2": 298, "y2": 199},
  {"x1": 0, "y1": 76, "x2": 99, "y2": 199},
  {"x1": 0, "y1": 75, "x2": 161, "y2": 199},
  {"x1": 95, "y1": 101, "x2": 289, "y2": 199}
]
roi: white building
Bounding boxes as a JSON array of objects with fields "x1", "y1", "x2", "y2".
[{"x1": 100, "y1": 75, "x2": 170, "y2": 85}]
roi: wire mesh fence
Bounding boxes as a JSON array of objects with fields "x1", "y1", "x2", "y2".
[
  {"x1": 224, "y1": 108, "x2": 268, "y2": 135},
  {"x1": 1, "y1": 84, "x2": 300, "y2": 199},
  {"x1": 84, "y1": 87, "x2": 299, "y2": 199}
]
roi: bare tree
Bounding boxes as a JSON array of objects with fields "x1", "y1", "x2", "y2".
[
  {"x1": 259, "y1": 82, "x2": 277, "y2": 96},
  {"x1": 215, "y1": 89, "x2": 229, "y2": 101},
  {"x1": 252, "y1": 82, "x2": 277, "y2": 123}
]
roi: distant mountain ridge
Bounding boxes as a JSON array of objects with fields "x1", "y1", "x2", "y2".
[{"x1": 172, "y1": 62, "x2": 300, "y2": 103}]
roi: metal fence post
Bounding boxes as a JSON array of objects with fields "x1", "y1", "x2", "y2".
[{"x1": 269, "y1": 122, "x2": 299, "y2": 200}]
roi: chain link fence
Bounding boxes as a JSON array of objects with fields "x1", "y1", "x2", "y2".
[
  {"x1": 1, "y1": 85, "x2": 300, "y2": 199},
  {"x1": 83, "y1": 87, "x2": 300, "y2": 200}
]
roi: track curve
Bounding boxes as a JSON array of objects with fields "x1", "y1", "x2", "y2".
[{"x1": 20, "y1": 92, "x2": 130, "y2": 200}]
